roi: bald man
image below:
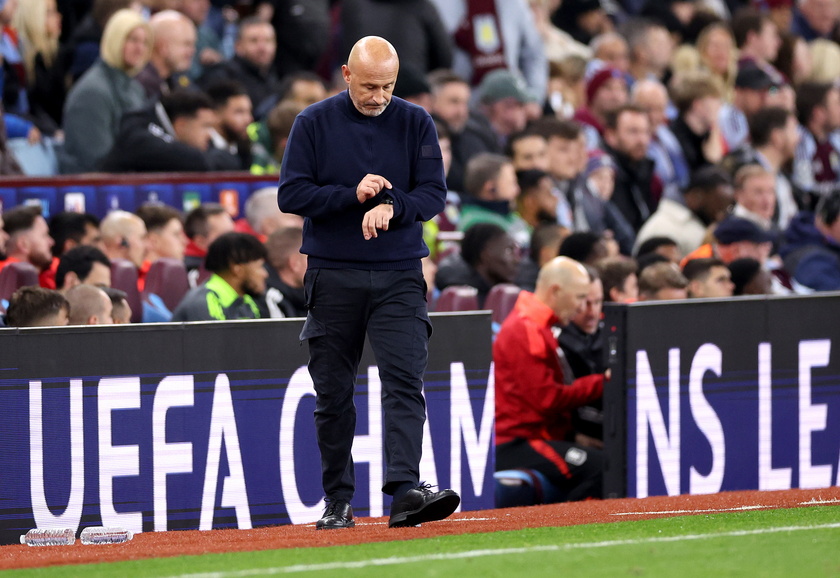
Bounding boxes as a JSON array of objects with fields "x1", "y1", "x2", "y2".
[
  {"x1": 278, "y1": 36, "x2": 457, "y2": 530},
  {"x1": 493, "y1": 257, "x2": 607, "y2": 502},
  {"x1": 66, "y1": 284, "x2": 114, "y2": 325},
  {"x1": 137, "y1": 10, "x2": 197, "y2": 99}
]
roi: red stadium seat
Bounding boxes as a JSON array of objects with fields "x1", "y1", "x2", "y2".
[
  {"x1": 110, "y1": 259, "x2": 142, "y2": 323},
  {"x1": 143, "y1": 258, "x2": 190, "y2": 312},
  {"x1": 0, "y1": 261, "x2": 39, "y2": 303},
  {"x1": 485, "y1": 283, "x2": 522, "y2": 325},
  {"x1": 434, "y1": 285, "x2": 479, "y2": 312}
]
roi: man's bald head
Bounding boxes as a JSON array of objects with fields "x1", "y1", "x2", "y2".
[
  {"x1": 343, "y1": 36, "x2": 399, "y2": 117},
  {"x1": 535, "y1": 257, "x2": 592, "y2": 325},
  {"x1": 150, "y1": 10, "x2": 197, "y2": 76}
]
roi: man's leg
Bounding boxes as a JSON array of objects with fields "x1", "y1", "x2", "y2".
[{"x1": 302, "y1": 269, "x2": 368, "y2": 502}]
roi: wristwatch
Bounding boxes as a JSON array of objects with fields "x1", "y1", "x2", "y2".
[{"x1": 379, "y1": 193, "x2": 394, "y2": 205}]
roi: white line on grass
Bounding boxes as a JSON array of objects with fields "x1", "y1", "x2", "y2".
[
  {"x1": 166, "y1": 522, "x2": 840, "y2": 578},
  {"x1": 612, "y1": 505, "x2": 770, "y2": 516}
]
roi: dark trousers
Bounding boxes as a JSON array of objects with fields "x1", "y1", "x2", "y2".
[
  {"x1": 300, "y1": 268, "x2": 431, "y2": 501},
  {"x1": 496, "y1": 438, "x2": 604, "y2": 502}
]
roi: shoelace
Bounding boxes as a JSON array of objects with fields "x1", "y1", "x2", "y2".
[
  {"x1": 415, "y1": 482, "x2": 437, "y2": 496},
  {"x1": 322, "y1": 498, "x2": 347, "y2": 516}
]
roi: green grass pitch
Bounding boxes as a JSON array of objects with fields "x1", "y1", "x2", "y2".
[{"x1": 6, "y1": 506, "x2": 840, "y2": 578}]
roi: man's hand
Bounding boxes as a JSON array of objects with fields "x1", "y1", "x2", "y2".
[
  {"x1": 362, "y1": 203, "x2": 394, "y2": 240},
  {"x1": 356, "y1": 173, "x2": 392, "y2": 203}
]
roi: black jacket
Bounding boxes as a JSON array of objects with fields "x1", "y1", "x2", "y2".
[
  {"x1": 99, "y1": 102, "x2": 242, "y2": 172},
  {"x1": 606, "y1": 145, "x2": 658, "y2": 233},
  {"x1": 199, "y1": 56, "x2": 281, "y2": 119}
]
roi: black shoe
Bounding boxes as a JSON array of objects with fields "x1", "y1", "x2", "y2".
[
  {"x1": 315, "y1": 499, "x2": 355, "y2": 530},
  {"x1": 388, "y1": 483, "x2": 460, "y2": 528}
]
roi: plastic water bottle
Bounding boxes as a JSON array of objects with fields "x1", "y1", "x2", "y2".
[
  {"x1": 80, "y1": 527, "x2": 133, "y2": 545},
  {"x1": 20, "y1": 528, "x2": 75, "y2": 547}
]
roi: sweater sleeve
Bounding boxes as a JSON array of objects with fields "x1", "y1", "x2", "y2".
[
  {"x1": 277, "y1": 114, "x2": 360, "y2": 218},
  {"x1": 388, "y1": 114, "x2": 447, "y2": 227}
]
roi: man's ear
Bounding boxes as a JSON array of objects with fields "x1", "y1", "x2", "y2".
[{"x1": 63, "y1": 271, "x2": 81, "y2": 291}]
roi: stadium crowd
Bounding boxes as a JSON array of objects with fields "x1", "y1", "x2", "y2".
[{"x1": 2, "y1": 0, "x2": 840, "y2": 503}]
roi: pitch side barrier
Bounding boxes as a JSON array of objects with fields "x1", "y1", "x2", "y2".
[
  {"x1": 0, "y1": 313, "x2": 494, "y2": 545},
  {"x1": 603, "y1": 292, "x2": 840, "y2": 499}
]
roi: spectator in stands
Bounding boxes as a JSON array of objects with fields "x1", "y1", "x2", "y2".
[
  {"x1": 603, "y1": 105, "x2": 658, "y2": 232},
  {"x1": 597, "y1": 256, "x2": 638, "y2": 303},
  {"x1": 516, "y1": 169, "x2": 558, "y2": 231},
  {"x1": 65, "y1": 0, "x2": 138, "y2": 82},
  {"x1": 431, "y1": 0, "x2": 548, "y2": 99},
  {"x1": 729, "y1": 257, "x2": 774, "y2": 295},
  {"x1": 100, "y1": 89, "x2": 242, "y2": 172},
  {"x1": 494, "y1": 256, "x2": 605, "y2": 502},
  {"x1": 457, "y1": 153, "x2": 528, "y2": 246},
  {"x1": 552, "y1": 0, "x2": 612, "y2": 46},
  {"x1": 631, "y1": 78, "x2": 690, "y2": 198},
  {"x1": 236, "y1": 186, "x2": 302, "y2": 243},
  {"x1": 0, "y1": 205, "x2": 54, "y2": 274},
  {"x1": 780, "y1": 188, "x2": 840, "y2": 291},
  {"x1": 515, "y1": 222, "x2": 569, "y2": 292},
  {"x1": 475, "y1": 69, "x2": 538, "y2": 151},
  {"x1": 527, "y1": 0, "x2": 592, "y2": 65},
  {"x1": 5, "y1": 286, "x2": 70, "y2": 327},
  {"x1": 669, "y1": 72, "x2": 726, "y2": 173},
  {"x1": 66, "y1": 283, "x2": 114, "y2": 325},
  {"x1": 559, "y1": 231, "x2": 612, "y2": 265},
  {"x1": 61, "y1": 8, "x2": 152, "y2": 173},
  {"x1": 198, "y1": 17, "x2": 280, "y2": 118},
  {"x1": 682, "y1": 216, "x2": 775, "y2": 267},
  {"x1": 205, "y1": 79, "x2": 254, "y2": 170},
  {"x1": 262, "y1": 226, "x2": 307, "y2": 318},
  {"x1": 41, "y1": 212, "x2": 102, "y2": 289},
  {"x1": 506, "y1": 130, "x2": 549, "y2": 172},
  {"x1": 14, "y1": 0, "x2": 69, "y2": 134},
  {"x1": 248, "y1": 100, "x2": 304, "y2": 174},
  {"x1": 793, "y1": 81, "x2": 840, "y2": 200},
  {"x1": 623, "y1": 18, "x2": 674, "y2": 84},
  {"x1": 683, "y1": 257, "x2": 735, "y2": 298},
  {"x1": 269, "y1": 0, "x2": 330, "y2": 78},
  {"x1": 636, "y1": 236, "x2": 681, "y2": 264},
  {"x1": 590, "y1": 32, "x2": 629, "y2": 74},
  {"x1": 791, "y1": 0, "x2": 840, "y2": 41},
  {"x1": 136, "y1": 10, "x2": 196, "y2": 99},
  {"x1": 731, "y1": 164, "x2": 778, "y2": 232},
  {"x1": 732, "y1": 7, "x2": 781, "y2": 70},
  {"x1": 530, "y1": 117, "x2": 581, "y2": 229},
  {"x1": 574, "y1": 62, "x2": 628, "y2": 150},
  {"x1": 55, "y1": 245, "x2": 111, "y2": 291},
  {"x1": 340, "y1": 0, "x2": 452, "y2": 77},
  {"x1": 104, "y1": 286, "x2": 132, "y2": 323},
  {"x1": 183, "y1": 202, "x2": 235, "y2": 276},
  {"x1": 635, "y1": 166, "x2": 734, "y2": 258},
  {"x1": 100, "y1": 209, "x2": 147, "y2": 270},
  {"x1": 171, "y1": 231, "x2": 267, "y2": 321},
  {"x1": 637, "y1": 262, "x2": 689, "y2": 301},
  {"x1": 179, "y1": 0, "x2": 222, "y2": 81},
  {"x1": 436, "y1": 223, "x2": 521, "y2": 308},
  {"x1": 718, "y1": 62, "x2": 780, "y2": 151},
  {"x1": 726, "y1": 106, "x2": 801, "y2": 229}
]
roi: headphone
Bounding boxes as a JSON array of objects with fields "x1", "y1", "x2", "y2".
[{"x1": 120, "y1": 237, "x2": 130, "y2": 248}]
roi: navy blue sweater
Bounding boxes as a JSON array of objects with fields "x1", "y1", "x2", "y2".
[{"x1": 277, "y1": 91, "x2": 446, "y2": 270}]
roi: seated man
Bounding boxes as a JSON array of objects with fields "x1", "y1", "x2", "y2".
[
  {"x1": 597, "y1": 257, "x2": 639, "y2": 303},
  {"x1": 171, "y1": 232, "x2": 268, "y2": 321},
  {"x1": 66, "y1": 284, "x2": 114, "y2": 325},
  {"x1": 55, "y1": 246, "x2": 112, "y2": 292},
  {"x1": 637, "y1": 262, "x2": 689, "y2": 301},
  {"x1": 4, "y1": 286, "x2": 70, "y2": 327},
  {"x1": 184, "y1": 202, "x2": 236, "y2": 282},
  {"x1": 104, "y1": 287, "x2": 132, "y2": 324},
  {"x1": 0, "y1": 205, "x2": 55, "y2": 276},
  {"x1": 99, "y1": 89, "x2": 242, "y2": 172},
  {"x1": 262, "y1": 226, "x2": 307, "y2": 318},
  {"x1": 781, "y1": 188, "x2": 840, "y2": 291},
  {"x1": 494, "y1": 257, "x2": 606, "y2": 502}
]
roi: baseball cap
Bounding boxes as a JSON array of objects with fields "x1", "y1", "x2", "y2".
[
  {"x1": 735, "y1": 63, "x2": 780, "y2": 91},
  {"x1": 478, "y1": 69, "x2": 538, "y2": 105},
  {"x1": 714, "y1": 216, "x2": 776, "y2": 244}
]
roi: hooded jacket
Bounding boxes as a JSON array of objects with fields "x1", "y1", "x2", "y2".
[{"x1": 780, "y1": 211, "x2": 840, "y2": 291}]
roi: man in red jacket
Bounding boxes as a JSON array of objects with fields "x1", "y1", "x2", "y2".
[{"x1": 494, "y1": 256, "x2": 606, "y2": 502}]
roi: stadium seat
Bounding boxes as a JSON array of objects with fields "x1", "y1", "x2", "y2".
[
  {"x1": 0, "y1": 261, "x2": 39, "y2": 303},
  {"x1": 434, "y1": 285, "x2": 479, "y2": 312},
  {"x1": 494, "y1": 469, "x2": 564, "y2": 508},
  {"x1": 143, "y1": 258, "x2": 190, "y2": 312},
  {"x1": 485, "y1": 283, "x2": 522, "y2": 326},
  {"x1": 110, "y1": 259, "x2": 142, "y2": 323}
]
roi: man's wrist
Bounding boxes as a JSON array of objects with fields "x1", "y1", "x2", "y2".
[{"x1": 379, "y1": 193, "x2": 394, "y2": 205}]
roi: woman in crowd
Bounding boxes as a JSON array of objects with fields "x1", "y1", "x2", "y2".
[{"x1": 60, "y1": 8, "x2": 150, "y2": 173}]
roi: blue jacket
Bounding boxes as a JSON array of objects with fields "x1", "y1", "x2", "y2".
[
  {"x1": 780, "y1": 211, "x2": 840, "y2": 291},
  {"x1": 277, "y1": 91, "x2": 446, "y2": 270}
]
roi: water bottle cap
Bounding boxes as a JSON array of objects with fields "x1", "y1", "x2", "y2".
[{"x1": 19, "y1": 535, "x2": 25, "y2": 544}]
